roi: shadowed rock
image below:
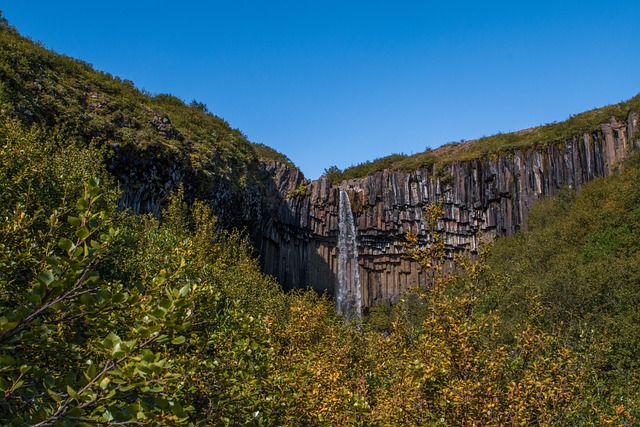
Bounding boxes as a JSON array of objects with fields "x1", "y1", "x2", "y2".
[{"x1": 255, "y1": 114, "x2": 639, "y2": 307}]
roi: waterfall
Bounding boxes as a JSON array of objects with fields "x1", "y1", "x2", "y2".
[{"x1": 337, "y1": 189, "x2": 362, "y2": 320}]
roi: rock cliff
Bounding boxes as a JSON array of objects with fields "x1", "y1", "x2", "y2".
[
  {"x1": 113, "y1": 112, "x2": 639, "y2": 308},
  {"x1": 255, "y1": 114, "x2": 639, "y2": 307}
]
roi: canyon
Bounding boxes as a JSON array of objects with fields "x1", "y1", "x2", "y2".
[
  {"x1": 2, "y1": 16, "x2": 640, "y2": 311},
  {"x1": 253, "y1": 114, "x2": 639, "y2": 308}
]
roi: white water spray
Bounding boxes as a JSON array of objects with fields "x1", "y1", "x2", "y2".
[{"x1": 336, "y1": 189, "x2": 362, "y2": 320}]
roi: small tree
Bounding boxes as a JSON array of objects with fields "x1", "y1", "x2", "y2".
[
  {"x1": 323, "y1": 165, "x2": 343, "y2": 185},
  {"x1": 0, "y1": 180, "x2": 195, "y2": 425},
  {"x1": 395, "y1": 203, "x2": 583, "y2": 425},
  {"x1": 404, "y1": 203, "x2": 446, "y2": 281}
]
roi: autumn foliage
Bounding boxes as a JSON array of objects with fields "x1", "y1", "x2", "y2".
[
  {"x1": 2, "y1": 117, "x2": 640, "y2": 425},
  {"x1": 1, "y1": 10, "x2": 640, "y2": 421}
]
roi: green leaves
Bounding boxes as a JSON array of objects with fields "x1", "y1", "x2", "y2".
[
  {"x1": 38, "y1": 269, "x2": 55, "y2": 285},
  {"x1": 75, "y1": 226, "x2": 90, "y2": 239},
  {"x1": 102, "y1": 333, "x2": 123, "y2": 359},
  {"x1": 58, "y1": 237, "x2": 74, "y2": 252},
  {"x1": 0, "y1": 179, "x2": 152, "y2": 425},
  {"x1": 171, "y1": 336, "x2": 186, "y2": 345}
]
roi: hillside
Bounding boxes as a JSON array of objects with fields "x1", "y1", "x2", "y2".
[
  {"x1": 478, "y1": 152, "x2": 640, "y2": 416},
  {"x1": 1, "y1": 11, "x2": 639, "y2": 425},
  {"x1": 325, "y1": 94, "x2": 640, "y2": 183},
  {"x1": 0, "y1": 14, "x2": 291, "y2": 224}
]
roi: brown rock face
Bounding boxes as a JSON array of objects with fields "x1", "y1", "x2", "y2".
[{"x1": 255, "y1": 114, "x2": 639, "y2": 307}]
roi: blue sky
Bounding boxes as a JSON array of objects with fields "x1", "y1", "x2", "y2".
[{"x1": 3, "y1": 1, "x2": 640, "y2": 178}]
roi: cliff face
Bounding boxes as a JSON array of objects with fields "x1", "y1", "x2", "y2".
[
  {"x1": 255, "y1": 114, "x2": 639, "y2": 307},
  {"x1": 112, "y1": 113, "x2": 639, "y2": 308},
  {"x1": 111, "y1": 140, "x2": 265, "y2": 229}
]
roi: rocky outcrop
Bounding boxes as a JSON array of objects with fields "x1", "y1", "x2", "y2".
[
  {"x1": 112, "y1": 141, "x2": 265, "y2": 228},
  {"x1": 112, "y1": 111, "x2": 639, "y2": 308},
  {"x1": 255, "y1": 114, "x2": 639, "y2": 307}
]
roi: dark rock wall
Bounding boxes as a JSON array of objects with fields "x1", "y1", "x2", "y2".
[
  {"x1": 256, "y1": 114, "x2": 639, "y2": 307},
  {"x1": 113, "y1": 113, "x2": 639, "y2": 307},
  {"x1": 113, "y1": 142, "x2": 265, "y2": 229}
]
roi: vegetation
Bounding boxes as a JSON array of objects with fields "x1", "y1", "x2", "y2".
[
  {"x1": 3, "y1": 114, "x2": 639, "y2": 424},
  {"x1": 324, "y1": 152, "x2": 438, "y2": 185},
  {"x1": 285, "y1": 183, "x2": 310, "y2": 199},
  {"x1": 0, "y1": 118, "x2": 289, "y2": 425},
  {"x1": 486, "y1": 153, "x2": 640, "y2": 383},
  {"x1": 1, "y1": 10, "x2": 640, "y2": 426},
  {"x1": 252, "y1": 143, "x2": 294, "y2": 167},
  {"x1": 325, "y1": 96, "x2": 640, "y2": 183},
  {"x1": 0, "y1": 14, "x2": 291, "y2": 189}
]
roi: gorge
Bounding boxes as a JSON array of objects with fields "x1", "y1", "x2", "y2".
[
  {"x1": 253, "y1": 114, "x2": 639, "y2": 308},
  {"x1": 2, "y1": 14, "x2": 637, "y2": 311},
  {"x1": 4, "y1": 12, "x2": 640, "y2": 423}
]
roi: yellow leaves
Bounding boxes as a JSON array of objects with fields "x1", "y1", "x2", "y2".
[
  {"x1": 602, "y1": 198, "x2": 625, "y2": 215},
  {"x1": 393, "y1": 208, "x2": 587, "y2": 425},
  {"x1": 404, "y1": 229, "x2": 420, "y2": 246}
]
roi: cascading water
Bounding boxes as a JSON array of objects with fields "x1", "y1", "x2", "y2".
[{"x1": 336, "y1": 189, "x2": 362, "y2": 320}]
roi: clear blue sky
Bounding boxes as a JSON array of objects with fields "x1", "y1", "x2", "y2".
[{"x1": 3, "y1": 1, "x2": 640, "y2": 178}]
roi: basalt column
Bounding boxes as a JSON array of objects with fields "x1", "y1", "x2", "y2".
[{"x1": 256, "y1": 114, "x2": 640, "y2": 308}]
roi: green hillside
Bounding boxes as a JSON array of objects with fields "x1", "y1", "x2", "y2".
[
  {"x1": 0, "y1": 14, "x2": 291, "y2": 200},
  {"x1": 487, "y1": 153, "x2": 640, "y2": 373},
  {"x1": 1, "y1": 11, "x2": 639, "y2": 426},
  {"x1": 325, "y1": 94, "x2": 640, "y2": 183}
]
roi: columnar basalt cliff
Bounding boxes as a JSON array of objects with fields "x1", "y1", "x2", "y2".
[
  {"x1": 255, "y1": 114, "x2": 639, "y2": 307},
  {"x1": 4, "y1": 16, "x2": 638, "y2": 311}
]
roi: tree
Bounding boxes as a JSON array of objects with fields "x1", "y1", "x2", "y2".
[
  {"x1": 323, "y1": 165, "x2": 343, "y2": 185},
  {"x1": 0, "y1": 179, "x2": 196, "y2": 425}
]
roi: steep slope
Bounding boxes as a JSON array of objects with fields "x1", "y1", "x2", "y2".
[
  {"x1": 485, "y1": 151, "x2": 640, "y2": 379},
  {"x1": 258, "y1": 114, "x2": 639, "y2": 306},
  {"x1": 0, "y1": 15, "x2": 290, "y2": 227},
  {"x1": 2, "y1": 13, "x2": 639, "y2": 310}
]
